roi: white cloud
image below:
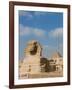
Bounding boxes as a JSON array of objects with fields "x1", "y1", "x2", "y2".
[
  {"x1": 20, "y1": 24, "x2": 63, "y2": 39},
  {"x1": 34, "y1": 12, "x2": 46, "y2": 16},
  {"x1": 19, "y1": 24, "x2": 31, "y2": 35},
  {"x1": 49, "y1": 28, "x2": 63, "y2": 38},
  {"x1": 19, "y1": 11, "x2": 33, "y2": 18},
  {"x1": 34, "y1": 29, "x2": 45, "y2": 37},
  {"x1": 19, "y1": 24, "x2": 45, "y2": 37},
  {"x1": 19, "y1": 11, "x2": 46, "y2": 18}
]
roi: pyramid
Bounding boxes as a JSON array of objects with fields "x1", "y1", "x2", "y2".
[{"x1": 51, "y1": 52, "x2": 62, "y2": 58}]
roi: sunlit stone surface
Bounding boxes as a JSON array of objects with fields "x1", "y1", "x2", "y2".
[{"x1": 19, "y1": 40, "x2": 63, "y2": 79}]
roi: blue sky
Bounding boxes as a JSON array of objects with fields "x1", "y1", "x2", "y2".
[{"x1": 19, "y1": 10, "x2": 63, "y2": 60}]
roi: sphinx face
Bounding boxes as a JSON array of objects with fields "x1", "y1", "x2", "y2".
[
  {"x1": 29, "y1": 42, "x2": 38, "y2": 55},
  {"x1": 25, "y1": 40, "x2": 42, "y2": 56}
]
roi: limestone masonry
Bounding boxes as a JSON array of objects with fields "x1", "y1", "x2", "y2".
[{"x1": 19, "y1": 40, "x2": 63, "y2": 79}]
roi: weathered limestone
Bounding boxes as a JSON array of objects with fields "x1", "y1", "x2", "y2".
[
  {"x1": 49, "y1": 52, "x2": 63, "y2": 72},
  {"x1": 19, "y1": 40, "x2": 63, "y2": 79},
  {"x1": 19, "y1": 40, "x2": 48, "y2": 79},
  {"x1": 24, "y1": 40, "x2": 42, "y2": 57}
]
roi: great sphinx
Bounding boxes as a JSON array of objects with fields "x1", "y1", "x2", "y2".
[{"x1": 19, "y1": 40, "x2": 49, "y2": 79}]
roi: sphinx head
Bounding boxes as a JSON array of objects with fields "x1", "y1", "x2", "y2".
[
  {"x1": 24, "y1": 40, "x2": 42, "y2": 56},
  {"x1": 27, "y1": 41, "x2": 38, "y2": 55}
]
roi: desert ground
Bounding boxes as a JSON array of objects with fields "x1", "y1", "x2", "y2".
[{"x1": 19, "y1": 71, "x2": 63, "y2": 79}]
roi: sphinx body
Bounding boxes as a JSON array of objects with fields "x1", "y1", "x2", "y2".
[{"x1": 19, "y1": 40, "x2": 49, "y2": 79}]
